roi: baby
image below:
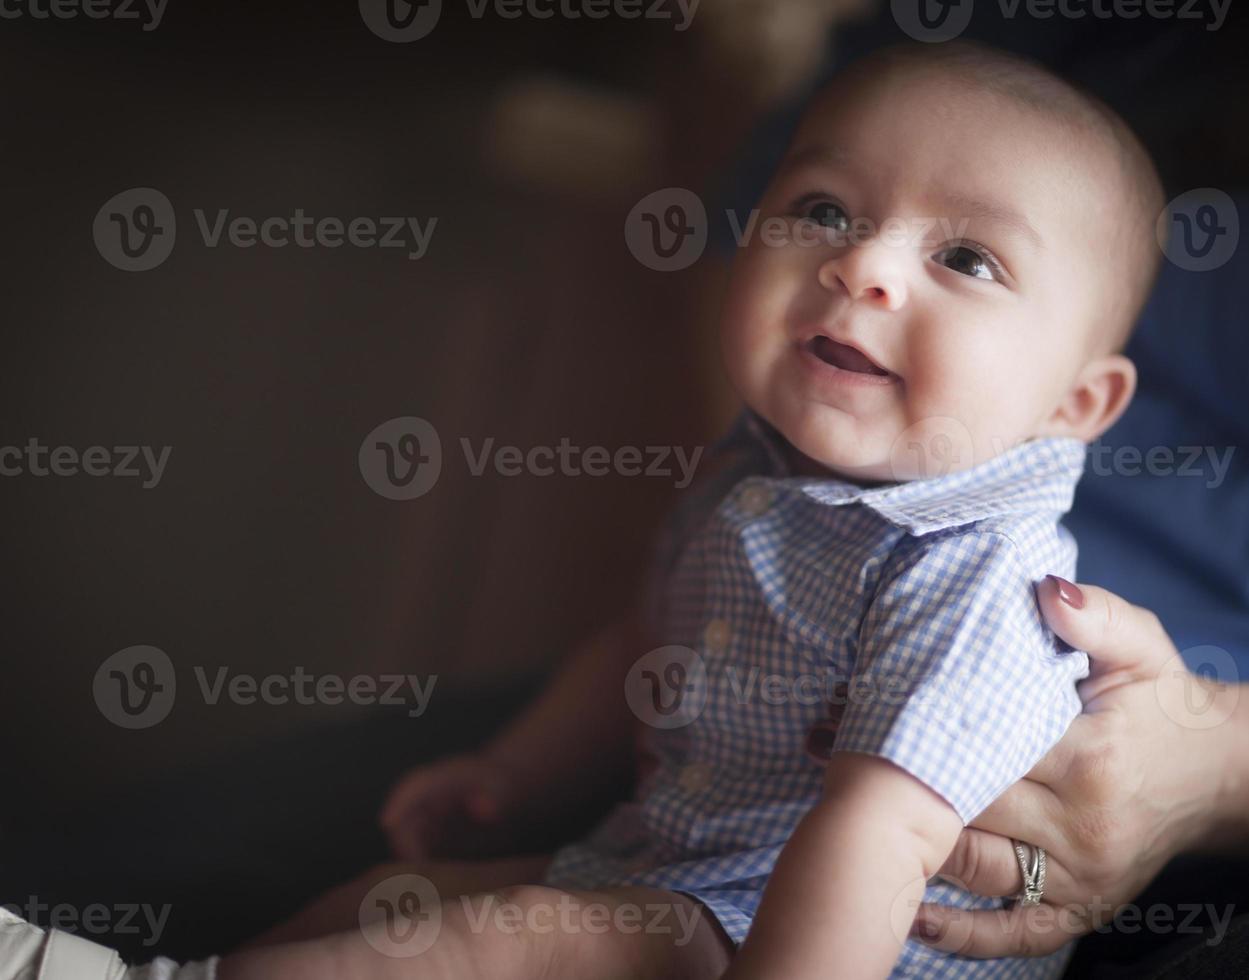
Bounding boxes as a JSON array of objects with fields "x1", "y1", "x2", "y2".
[{"x1": 218, "y1": 39, "x2": 1163, "y2": 980}]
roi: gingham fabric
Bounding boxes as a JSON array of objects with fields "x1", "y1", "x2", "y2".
[{"x1": 543, "y1": 411, "x2": 1090, "y2": 979}]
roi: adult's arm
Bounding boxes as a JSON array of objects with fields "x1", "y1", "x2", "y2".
[
  {"x1": 912, "y1": 576, "x2": 1248, "y2": 955},
  {"x1": 805, "y1": 575, "x2": 1249, "y2": 957}
]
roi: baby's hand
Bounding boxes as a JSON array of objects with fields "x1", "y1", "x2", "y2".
[{"x1": 379, "y1": 753, "x2": 525, "y2": 860}]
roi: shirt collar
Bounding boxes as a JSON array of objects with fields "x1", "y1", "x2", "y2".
[{"x1": 719, "y1": 408, "x2": 1087, "y2": 535}]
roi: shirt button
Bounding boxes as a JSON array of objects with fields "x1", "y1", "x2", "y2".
[
  {"x1": 703, "y1": 618, "x2": 731, "y2": 653},
  {"x1": 679, "y1": 762, "x2": 714, "y2": 794},
  {"x1": 738, "y1": 484, "x2": 773, "y2": 516}
]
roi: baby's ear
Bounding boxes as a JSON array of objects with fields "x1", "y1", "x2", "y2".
[{"x1": 1042, "y1": 354, "x2": 1137, "y2": 443}]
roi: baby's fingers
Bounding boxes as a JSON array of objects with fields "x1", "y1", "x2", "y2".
[
  {"x1": 380, "y1": 769, "x2": 444, "y2": 829},
  {"x1": 385, "y1": 816, "x2": 433, "y2": 861}
]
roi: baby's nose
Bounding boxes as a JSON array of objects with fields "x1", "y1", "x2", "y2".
[{"x1": 817, "y1": 239, "x2": 908, "y2": 311}]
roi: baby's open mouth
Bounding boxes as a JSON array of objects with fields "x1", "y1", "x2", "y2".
[{"x1": 806, "y1": 336, "x2": 892, "y2": 377}]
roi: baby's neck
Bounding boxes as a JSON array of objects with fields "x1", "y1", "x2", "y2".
[{"x1": 781, "y1": 441, "x2": 895, "y2": 489}]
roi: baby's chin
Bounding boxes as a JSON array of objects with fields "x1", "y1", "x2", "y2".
[
  {"x1": 770, "y1": 397, "x2": 1005, "y2": 484},
  {"x1": 770, "y1": 415, "x2": 900, "y2": 484},
  {"x1": 795, "y1": 444, "x2": 898, "y2": 484}
]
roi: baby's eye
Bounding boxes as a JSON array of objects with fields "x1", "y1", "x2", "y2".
[
  {"x1": 802, "y1": 200, "x2": 850, "y2": 235},
  {"x1": 932, "y1": 243, "x2": 1002, "y2": 282}
]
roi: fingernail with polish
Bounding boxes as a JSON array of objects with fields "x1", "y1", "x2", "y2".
[
  {"x1": 1046, "y1": 574, "x2": 1085, "y2": 610},
  {"x1": 910, "y1": 916, "x2": 941, "y2": 942}
]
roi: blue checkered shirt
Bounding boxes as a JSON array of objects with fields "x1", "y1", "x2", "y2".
[{"x1": 544, "y1": 411, "x2": 1090, "y2": 978}]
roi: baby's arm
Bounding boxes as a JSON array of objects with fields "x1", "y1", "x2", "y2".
[
  {"x1": 381, "y1": 613, "x2": 648, "y2": 859},
  {"x1": 481, "y1": 615, "x2": 645, "y2": 803},
  {"x1": 725, "y1": 751, "x2": 962, "y2": 980}
]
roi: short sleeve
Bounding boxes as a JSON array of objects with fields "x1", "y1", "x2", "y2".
[{"x1": 832, "y1": 530, "x2": 1089, "y2": 823}]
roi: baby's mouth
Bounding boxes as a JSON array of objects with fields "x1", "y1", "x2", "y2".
[{"x1": 805, "y1": 336, "x2": 892, "y2": 377}]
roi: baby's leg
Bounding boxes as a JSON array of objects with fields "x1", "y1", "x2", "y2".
[
  {"x1": 220, "y1": 885, "x2": 733, "y2": 980},
  {"x1": 249, "y1": 854, "x2": 553, "y2": 946}
]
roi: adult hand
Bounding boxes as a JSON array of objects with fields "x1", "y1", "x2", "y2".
[{"x1": 805, "y1": 575, "x2": 1245, "y2": 957}]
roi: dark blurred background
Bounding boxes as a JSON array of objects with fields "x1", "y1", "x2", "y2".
[{"x1": 1, "y1": 0, "x2": 1246, "y2": 969}]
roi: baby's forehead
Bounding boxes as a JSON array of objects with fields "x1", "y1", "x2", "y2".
[
  {"x1": 786, "y1": 65, "x2": 1118, "y2": 226},
  {"x1": 795, "y1": 64, "x2": 1071, "y2": 159}
]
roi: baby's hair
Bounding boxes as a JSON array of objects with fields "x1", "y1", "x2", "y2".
[{"x1": 827, "y1": 41, "x2": 1165, "y2": 354}]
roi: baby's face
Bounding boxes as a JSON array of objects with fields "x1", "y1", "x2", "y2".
[{"x1": 719, "y1": 68, "x2": 1120, "y2": 481}]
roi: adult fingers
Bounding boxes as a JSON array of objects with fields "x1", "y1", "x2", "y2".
[
  {"x1": 1035, "y1": 576, "x2": 1174, "y2": 681},
  {"x1": 934, "y1": 828, "x2": 1079, "y2": 905},
  {"x1": 912, "y1": 900, "x2": 1088, "y2": 958}
]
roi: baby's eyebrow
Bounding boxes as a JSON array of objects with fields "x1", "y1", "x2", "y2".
[
  {"x1": 777, "y1": 143, "x2": 851, "y2": 175},
  {"x1": 940, "y1": 191, "x2": 1044, "y2": 251}
]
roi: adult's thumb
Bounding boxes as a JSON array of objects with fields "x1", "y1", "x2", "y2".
[{"x1": 1035, "y1": 575, "x2": 1173, "y2": 679}]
